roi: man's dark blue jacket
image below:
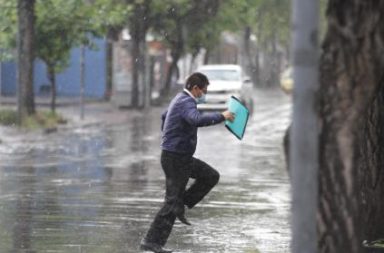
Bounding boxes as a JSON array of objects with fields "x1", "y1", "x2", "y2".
[{"x1": 161, "y1": 91, "x2": 225, "y2": 155}]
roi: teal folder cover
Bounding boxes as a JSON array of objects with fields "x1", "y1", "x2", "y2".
[{"x1": 225, "y1": 96, "x2": 249, "y2": 140}]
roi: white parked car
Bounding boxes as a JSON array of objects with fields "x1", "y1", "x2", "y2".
[{"x1": 196, "y1": 64, "x2": 254, "y2": 114}]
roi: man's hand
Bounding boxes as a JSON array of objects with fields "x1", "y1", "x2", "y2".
[{"x1": 222, "y1": 110, "x2": 235, "y2": 122}]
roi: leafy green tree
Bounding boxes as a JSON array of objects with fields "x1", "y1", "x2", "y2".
[
  {"x1": 210, "y1": 0, "x2": 290, "y2": 86},
  {"x1": 85, "y1": 0, "x2": 130, "y2": 100},
  {"x1": 151, "y1": 0, "x2": 222, "y2": 96},
  {"x1": 1, "y1": 0, "x2": 36, "y2": 124},
  {"x1": 256, "y1": 0, "x2": 290, "y2": 86},
  {"x1": 35, "y1": 0, "x2": 129, "y2": 112},
  {"x1": 126, "y1": 0, "x2": 152, "y2": 108},
  {"x1": 1, "y1": 0, "x2": 129, "y2": 113},
  {"x1": 34, "y1": 0, "x2": 87, "y2": 113},
  {"x1": 189, "y1": 0, "x2": 248, "y2": 64},
  {"x1": 185, "y1": 18, "x2": 222, "y2": 69},
  {"x1": 151, "y1": 1, "x2": 190, "y2": 96},
  {"x1": 0, "y1": 1, "x2": 17, "y2": 61}
]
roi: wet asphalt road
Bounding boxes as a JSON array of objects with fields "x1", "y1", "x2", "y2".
[{"x1": 0, "y1": 88, "x2": 291, "y2": 253}]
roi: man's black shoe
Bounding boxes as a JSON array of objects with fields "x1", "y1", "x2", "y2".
[
  {"x1": 140, "y1": 241, "x2": 173, "y2": 253},
  {"x1": 176, "y1": 214, "x2": 191, "y2": 225}
]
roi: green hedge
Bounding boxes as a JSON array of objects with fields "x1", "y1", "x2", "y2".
[{"x1": 0, "y1": 110, "x2": 66, "y2": 128}]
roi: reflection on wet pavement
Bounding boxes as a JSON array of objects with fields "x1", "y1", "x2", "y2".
[{"x1": 0, "y1": 88, "x2": 291, "y2": 253}]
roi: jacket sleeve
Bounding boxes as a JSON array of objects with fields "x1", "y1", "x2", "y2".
[{"x1": 181, "y1": 99, "x2": 225, "y2": 127}]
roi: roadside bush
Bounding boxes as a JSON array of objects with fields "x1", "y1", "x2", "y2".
[
  {"x1": 0, "y1": 110, "x2": 18, "y2": 126},
  {"x1": 0, "y1": 109, "x2": 66, "y2": 129}
]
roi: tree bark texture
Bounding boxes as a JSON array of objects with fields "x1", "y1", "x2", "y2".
[
  {"x1": 130, "y1": 37, "x2": 144, "y2": 108},
  {"x1": 318, "y1": 1, "x2": 384, "y2": 252},
  {"x1": 163, "y1": 45, "x2": 182, "y2": 97},
  {"x1": 105, "y1": 28, "x2": 120, "y2": 101},
  {"x1": 243, "y1": 26, "x2": 257, "y2": 84},
  {"x1": 17, "y1": 0, "x2": 36, "y2": 124},
  {"x1": 162, "y1": 21, "x2": 184, "y2": 97},
  {"x1": 105, "y1": 35, "x2": 113, "y2": 101},
  {"x1": 203, "y1": 48, "x2": 210, "y2": 64},
  {"x1": 129, "y1": 2, "x2": 150, "y2": 108},
  {"x1": 47, "y1": 65, "x2": 56, "y2": 114}
]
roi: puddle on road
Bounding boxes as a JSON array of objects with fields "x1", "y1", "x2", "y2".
[{"x1": 0, "y1": 89, "x2": 291, "y2": 253}]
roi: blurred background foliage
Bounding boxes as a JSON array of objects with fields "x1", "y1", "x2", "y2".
[
  {"x1": 0, "y1": 0, "x2": 328, "y2": 114},
  {"x1": 0, "y1": 0, "x2": 294, "y2": 67}
]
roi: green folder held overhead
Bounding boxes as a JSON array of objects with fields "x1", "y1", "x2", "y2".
[{"x1": 225, "y1": 96, "x2": 250, "y2": 140}]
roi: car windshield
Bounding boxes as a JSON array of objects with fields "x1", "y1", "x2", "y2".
[{"x1": 200, "y1": 69, "x2": 241, "y2": 81}]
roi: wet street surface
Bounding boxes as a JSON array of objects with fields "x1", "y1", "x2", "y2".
[{"x1": 0, "y1": 88, "x2": 291, "y2": 253}]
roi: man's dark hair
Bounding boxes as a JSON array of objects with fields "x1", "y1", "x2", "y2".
[{"x1": 185, "y1": 72, "x2": 209, "y2": 91}]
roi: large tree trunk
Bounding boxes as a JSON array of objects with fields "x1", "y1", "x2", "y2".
[
  {"x1": 269, "y1": 34, "x2": 280, "y2": 88},
  {"x1": 254, "y1": 9, "x2": 264, "y2": 87},
  {"x1": 162, "y1": 22, "x2": 184, "y2": 97},
  {"x1": 129, "y1": 2, "x2": 149, "y2": 109},
  {"x1": 203, "y1": 48, "x2": 210, "y2": 64},
  {"x1": 17, "y1": 0, "x2": 36, "y2": 125},
  {"x1": 318, "y1": 1, "x2": 384, "y2": 252},
  {"x1": 163, "y1": 51, "x2": 181, "y2": 97},
  {"x1": 47, "y1": 65, "x2": 56, "y2": 114},
  {"x1": 189, "y1": 50, "x2": 199, "y2": 75},
  {"x1": 130, "y1": 36, "x2": 144, "y2": 108},
  {"x1": 105, "y1": 27, "x2": 121, "y2": 101},
  {"x1": 243, "y1": 26, "x2": 257, "y2": 84},
  {"x1": 105, "y1": 33, "x2": 113, "y2": 101}
]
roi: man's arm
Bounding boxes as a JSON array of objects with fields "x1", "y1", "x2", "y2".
[{"x1": 182, "y1": 100, "x2": 234, "y2": 127}]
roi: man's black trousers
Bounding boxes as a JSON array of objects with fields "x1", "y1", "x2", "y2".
[{"x1": 143, "y1": 150, "x2": 220, "y2": 246}]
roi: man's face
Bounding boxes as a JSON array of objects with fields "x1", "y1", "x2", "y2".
[{"x1": 192, "y1": 85, "x2": 207, "y2": 98}]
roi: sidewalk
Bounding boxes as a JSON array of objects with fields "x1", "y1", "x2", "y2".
[
  {"x1": 0, "y1": 95, "x2": 158, "y2": 130},
  {"x1": 0, "y1": 95, "x2": 112, "y2": 128},
  {"x1": 0, "y1": 95, "x2": 104, "y2": 107}
]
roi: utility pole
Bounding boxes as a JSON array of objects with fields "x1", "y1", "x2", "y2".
[{"x1": 291, "y1": 0, "x2": 319, "y2": 253}]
